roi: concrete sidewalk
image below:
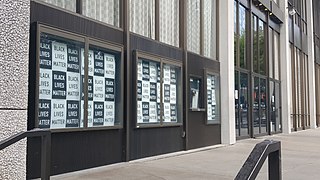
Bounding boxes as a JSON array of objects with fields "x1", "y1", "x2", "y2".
[{"x1": 52, "y1": 129, "x2": 320, "y2": 180}]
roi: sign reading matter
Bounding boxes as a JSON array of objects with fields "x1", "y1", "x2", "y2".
[
  {"x1": 39, "y1": 34, "x2": 118, "y2": 129},
  {"x1": 38, "y1": 34, "x2": 82, "y2": 129},
  {"x1": 136, "y1": 59, "x2": 179, "y2": 124}
]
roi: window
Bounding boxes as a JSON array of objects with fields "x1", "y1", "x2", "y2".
[
  {"x1": 38, "y1": 0, "x2": 77, "y2": 12},
  {"x1": 252, "y1": 16, "x2": 266, "y2": 75},
  {"x1": 136, "y1": 52, "x2": 182, "y2": 127},
  {"x1": 238, "y1": 5, "x2": 247, "y2": 69},
  {"x1": 130, "y1": 0, "x2": 156, "y2": 39},
  {"x1": 37, "y1": 25, "x2": 123, "y2": 130},
  {"x1": 206, "y1": 73, "x2": 220, "y2": 124},
  {"x1": 203, "y1": 0, "x2": 216, "y2": 59},
  {"x1": 82, "y1": 0, "x2": 120, "y2": 27},
  {"x1": 159, "y1": 0, "x2": 180, "y2": 47},
  {"x1": 187, "y1": 0, "x2": 201, "y2": 54}
]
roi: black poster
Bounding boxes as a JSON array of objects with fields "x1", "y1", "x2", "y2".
[
  {"x1": 137, "y1": 80, "x2": 142, "y2": 101},
  {"x1": 38, "y1": 99, "x2": 51, "y2": 128},
  {"x1": 67, "y1": 45, "x2": 80, "y2": 73},
  {"x1": 66, "y1": 100, "x2": 80, "y2": 127},
  {"x1": 170, "y1": 104, "x2": 177, "y2": 122},
  {"x1": 170, "y1": 68, "x2": 176, "y2": 84},
  {"x1": 88, "y1": 76, "x2": 94, "y2": 101},
  {"x1": 52, "y1": 71, "x2": 66, "y2": 99},
  {"x1": 93, "y1": 102, "x2": 104, "y2": 126},
  {"x1": 150, "y1": 82, "x2": 157, "y2": 102},
  {"x1": 164, "y1": 84, "x2": 170, "y2": 103},
  {"x1": 105, "y1": 78, "x2": 115, "y2": 101},
  {"x1": 39, "y1": 38, "x2": 52, "y2": 69},
  {"x1": 142, "y1": 61, "x2": 150, "y2": 81},
  {"x1": 94, "y1": 51, "x2": 104, "y2": 77},
  {"x1": 142, "y1": 102, "x2": 149, "y2": 122}
]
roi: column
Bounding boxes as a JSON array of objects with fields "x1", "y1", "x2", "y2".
[
  {"x1": 219, "y1": 0, "x2": 236, "y2": 144},
  {"x1": 279, "y1": 0, "x2": 292, "y2": 134},
  {"x1": 306, "y1": 0, "x2": 317, "y2": 128},
  {"x1": 0, "y1": 0, "x2": 30, "y2": 179}
]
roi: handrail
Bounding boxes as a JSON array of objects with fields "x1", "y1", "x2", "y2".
[
  {"x1": 0, "y1": 128, "x2": 51, "y2": 180},
  {"x1": 235, "y1": 140, "x2": 281, "y2": 180}
]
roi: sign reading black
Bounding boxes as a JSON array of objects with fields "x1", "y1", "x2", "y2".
[
  {"x1": 66, "y1": 100, "x2": 80, "y2": 127},
  {"x1": 39, "y1": 38, "x2": 52, "y2": 69},
  {"x1": 52, "y1": 71, "x2": 66, "y2": 99},
  {"x1": 88, "y1": 76, "x2": 94, "y2": 101},
  {"x1": 142, "y1": 102, "x2": 149, "y2": 122},
  {"x1": 93, "y1": 102, "x2": 104, "y2": 126},
  {"x1": 38, "y1": 99, "x2": 51, "y2": 128},
  {"x1": 137, "y1": 80, "x2": 142, "y2": 101},
  {"x1": 94, "y1": 51, "x2": 104, "y2": 77},
  {"x1": 105, "y1": 78, "x2": 115, "y2": 101},
  {"x1": 67, "y1": 45, "x2": 80, "y2": 73}
]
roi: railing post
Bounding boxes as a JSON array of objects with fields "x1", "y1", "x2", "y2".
[
  {"x1": 41, "y1": 132, "x2": 51, "y2": 180},
  {"x1": 268, "y1": 146, "x2": 282, "y2": 180}
]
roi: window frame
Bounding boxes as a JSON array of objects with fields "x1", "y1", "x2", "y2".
[
  {"x1": 134, "y1": 51, "x2": 183, "y2": 128},
  {"x1": 36, "y1": 24, "x2": 124, "y2": 132}
]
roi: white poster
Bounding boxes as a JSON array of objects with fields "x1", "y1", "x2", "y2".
[
  {"x1": 149, "y1": 62, "x2": 157, "y2": 83},
  {"x1": 142, "y1": 81, "x2": 150, "y2": 102},
  {"x1": 87, "y1": 101, "x2": 93, "y2": 127},
  {"x1": 163, "y1": 103, "x2": 171, "y2": 122},
  {"x1": 52, "y1": 41, "x2": 67, "y2": 72},
  {"x1": 81, "y1": 48, "x2": 85, "y2": 75},
  {"x1": 137, "y1": 101, "x2": 143, "y2": 123},
  {"x1": 39, "y1": 69, "x2": 52, "y2": 99},
  {"x1": 149, "y1": 102, "x2": 157, "y2": 123},
  {"x1": 81, "y1": 100, "x2": 84, "y2": 128},
  {"x1": 104, "y1": 54, "x2": 115, "y2": 79},
  {"x1": 93, "y1": 76, "x2": 105, "y2": 101},
  {"x1": 163, "y1": 65, "x2": 171, "y2": 84},
  {"x1": 170, "y1": 84, "x2": 176, "y2": 104},
  {"x1": 50, "y1": 99, "x2": 66, "y2": 129},
  {"x1": 104, "y1": 101, "x2": 115, "y2": 126},
  {"x1": 137, "y1": 60, "x2": 142, "y2": 81},
  {"x1": 88, "y1": 50, "x2": 94, "y2": 76},
  {"x1": 67, "y1": 72, "x2": 80, "y2": 100}
]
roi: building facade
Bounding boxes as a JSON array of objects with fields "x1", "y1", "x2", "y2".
[{"x1": 0, "y1": 0, "x2": 318, "y2": 179}]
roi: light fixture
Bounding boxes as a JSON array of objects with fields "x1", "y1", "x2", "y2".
[{"x1": 287, "y1": 6, "x2": 296, "y2": 16}]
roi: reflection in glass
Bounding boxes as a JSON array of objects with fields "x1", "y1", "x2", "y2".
[
  {"x1": 270, "y1": 81, "x2": 275, "y2": 132},
  {"x1": 39, "y1": 0, "x2": 76, "y2": 12},
  {"x1": 203, "y1": 0, "x2": 216, "y2": 59},
  {"x1": 239, "y1": 73, "x2": 249, "y2": 136},
  {"x1": 235, "y1": 71, "x2": 239, "y2": 136},
  {"x1": 259, "y1": 20, "x2": 266, "y2": 75},
  {"x1": 253, "y1": 77, "x2": 260, "y2": 134},
  {"x1": 260, "y1": 79, "x2": 267, "y2": 133},
  {"x1": 269, "y1": 28, "x2": 274, "y2": 78},
  {"x1": 159, "y1": 0, "x2": 179, "y2": 47},
  {"x1": 239, "y1": 5, "x2": 247, "y2": 69},
  {"x1": 253, "y1": 16, "x2": 259, "y2": 73},
  {"x1": 275, "y1": 82, "x2": 281, "y2": 132}
]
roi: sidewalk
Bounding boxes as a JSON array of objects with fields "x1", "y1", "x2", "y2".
[{"x1": 52, "y1": 128, "x2": 320, "y2": 180}]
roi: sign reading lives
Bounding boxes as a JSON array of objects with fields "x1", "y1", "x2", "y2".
[
  {"x1": 81, "y1": 47, "x2": 116, "y2": 127},
  {"x1": 137, "y1": 59, "x2": 180, "y2": 124},
  {"x1": 38, "y1": 33, "x2": 82, "y2": 129},
  {"x1": 207, "y1": 74, "x2": 219, "y2": 122}
]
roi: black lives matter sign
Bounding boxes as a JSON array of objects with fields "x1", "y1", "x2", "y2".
[{"x1": 38, "y1": 34, "x2": 81, "y2": 129}]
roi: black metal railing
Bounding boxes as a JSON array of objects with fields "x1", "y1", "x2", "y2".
[
  {"x1": 235, "y1": 140, "x2": 281, "y2": 180},
  {"x1": 0, "y1": 128, "x2": 51, "y2": 180}
]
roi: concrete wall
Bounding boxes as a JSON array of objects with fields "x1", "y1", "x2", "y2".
[{"x1": 0, "y1": 0, "x2": 30, "y2": 179}]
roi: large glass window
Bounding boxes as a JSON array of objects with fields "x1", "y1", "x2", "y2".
[
  {"x1": 130, "y1": 0, "x2": 156, "y2": 39},
  {"x1": 82, "y1": 0, "x2": 120, "y2": 27},
  {"x1": 259, "y1": 20, "x2": 266, "y2": 75},
  {"x1": 159, "y1": 0, "x2": 179, "y2": 47},
  {"x1": 187, "y1": 0, "x2": 200, "y2": 54},
  {"x1": 203, "y1": 0, "x2": 216, "y2": 59},
  {"x1": 37, "y1": 25, "x2": 123, "y2": 130},
  {"x1": 136, "y1": 53, "x2": 182, "y2": 126},
  {"x1": 38, "y1": 0, "x2": 76, "y2": 12},
  {"x1": 253, "y1": 15, "x2": 259, "y2": 73},
  {"x1": 274, "y1": 32, "x2": 280, "y2": 80}
]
